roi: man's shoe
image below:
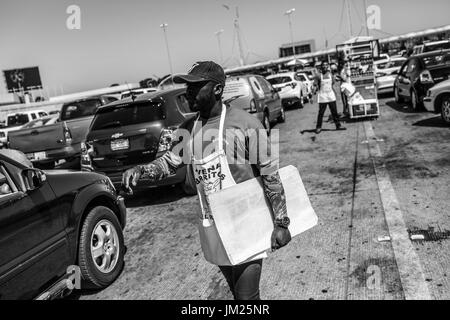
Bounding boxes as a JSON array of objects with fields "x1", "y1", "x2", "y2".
[
  {"x1": 336, "y1": 126, "x2": 347, "y2": 131},
  {"x1": 315, "y1": 128, "x2": 322, "y2": 134}
]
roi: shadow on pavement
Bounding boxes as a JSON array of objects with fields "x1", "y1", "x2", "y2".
[
  {"x1": 385, "y1": 100, "x2": 421, "y2": 114},
  {"x1": 123, "y1": 185, "x2": 190, "y2": 208},
  {"x1": 412, "y1": 115, "x2": 450, "y2": 128}
]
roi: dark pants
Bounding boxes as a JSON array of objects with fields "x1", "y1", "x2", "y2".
[
  {"x1": 316, "y1": 101, "x2": 342, "y2": 129},
  {"x1": 341, "y1": 91, "x2": 349, "y2": 115},
  {"x1": 219, "y1": 259, "x2": 263, "y2": 300}
]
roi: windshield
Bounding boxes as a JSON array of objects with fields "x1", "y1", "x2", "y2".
[
  {"x1": 295, "y1": 74, "x2": 307, "y2": 81},
  {"x1": 7, "y1": 114, "x2": 29, "y2": 126},
  {"x1": 267, "y1": 76, "x2": 292, "y2": 85},
  {"x1": 61, "y1": 99, "x2": 102, "y2": 120},
  {"x1": 90, "y1": 101, "x2": 165, "y2": 131}
]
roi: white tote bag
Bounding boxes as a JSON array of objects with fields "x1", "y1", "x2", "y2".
[{"x1": 208, "y1": 165, "x2": 318, "y2": 265}]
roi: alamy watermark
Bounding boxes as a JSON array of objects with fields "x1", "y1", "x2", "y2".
[{"x1": 66, "y1": 5, "x2": 81, "y2": 30}]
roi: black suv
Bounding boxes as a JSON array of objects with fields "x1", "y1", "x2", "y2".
[
  {"x1": 81, "y1": 88, "x2": 196, "y2": 193},
  {"x1": 0, "y1": 149, "x2": 126, "y2": 300},
  {"x1": 394, "y1": 49, "x2": 450, "y2": 111}
]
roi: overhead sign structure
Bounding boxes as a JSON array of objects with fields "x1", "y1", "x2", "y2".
[{"x1": 3, "y1": 67, "x2": 43, "y2": 93}]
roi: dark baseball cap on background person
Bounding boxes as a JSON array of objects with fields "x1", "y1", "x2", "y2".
[{"x1": 173, "y1": 61, "x2": 226, "y2": 86}]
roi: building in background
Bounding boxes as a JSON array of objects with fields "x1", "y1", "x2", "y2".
[{"x1": 279, "y1": 39, "x2": 316, "y2": 58}]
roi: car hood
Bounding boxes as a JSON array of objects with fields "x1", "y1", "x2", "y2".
[
  {"x1": 44, "y1": 170, "x2": 112, "y2": 197},
  {"x1": 430, "y1": 79, "x2": 450, "y2": 92}
]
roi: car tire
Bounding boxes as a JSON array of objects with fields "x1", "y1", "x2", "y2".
[
  {"x1": 410, "y1": 89, "x2": 422, "y2": 111},
  {"x1": 441, "y1": 95, "x2": 450, "y2": 125},
  {"x1": 78, "y1": 206, "x2": 124, "y2": 289},
  {"x1": 263, "y1": 111, "x2": 271, "y2": 135},
  {"x1": 394, "y1": 85, "x2": 404, "y2": 104},
  {"x1": 277, "y1": 105, "x2": 286, "y2": 123}
]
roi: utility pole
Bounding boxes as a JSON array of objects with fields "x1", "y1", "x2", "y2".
[
  {"x1": 234, "y1": 6, "x2": 246, "y2": 66},
  {"x1": 215, "y1": 29, "x2": 224, "y2": 65},
  {"x1": 284, "y1": 8, "x2": 296, "y2": 57},
  {"x1": 345, "y1": 0, "x2": 353, "y2": 38},
  {"x1": 363, "y1": 0, "x2": 370, "y2": 36},
  {"x1": 160, "y1": 23, "x2": 174, "y2": 79}
]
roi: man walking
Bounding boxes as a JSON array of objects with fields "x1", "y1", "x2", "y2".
[
  {"x1": 122, "y1": 61, "x2": 291, "y2": 300},
  {"x1": 314, "y1": 61, "x2": 346, "y2": 134}
]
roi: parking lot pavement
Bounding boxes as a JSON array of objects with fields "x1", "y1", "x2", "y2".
[{"x1": 74, "y1": 96, "x2": 450, "y2": 300}]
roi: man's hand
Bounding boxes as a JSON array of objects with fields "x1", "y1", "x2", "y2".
[
  {"x1": 271, "y1": 226, "x2": 291, "y2": 251},
  {"x1": 121, "y1": 166, "x2": 142, "y2": 194}
]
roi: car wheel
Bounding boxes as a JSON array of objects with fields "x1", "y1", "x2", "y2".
[
  {"x1": 441, "y1": 95, "x2": 450, "y2": 124},
  {"x1": 78, "y1": 206, "x2": 124, "y2": 289},
  {"x1": 394, "y1": 85, "x2": 404, "y2": 103},
  {"x1": 263, "y1": 111, "x2": 271, "y2": 135},
  {"x1": 277, "y1": 105, "x2": 286, "y2": 123},
  {"x1": 410, "y1": 89, "x2": 422, "y2": 111}
]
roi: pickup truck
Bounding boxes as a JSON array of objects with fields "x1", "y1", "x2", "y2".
[
  {"x1": 7, "y1": 95, "x2": 117, "y2": 168},
  {"x1": 0, "y1": 110, "x2": 47, "y2": 148}
]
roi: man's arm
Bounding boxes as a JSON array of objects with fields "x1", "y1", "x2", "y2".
[{"x1": 122, "y1": 117, "x2": 195, "y2": 191}]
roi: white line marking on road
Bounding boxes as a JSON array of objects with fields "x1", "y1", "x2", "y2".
[{"x1": 363, "y1": 121, "x2": 432, "y2": 300}]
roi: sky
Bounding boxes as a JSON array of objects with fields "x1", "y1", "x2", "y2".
[{"x1": 1, "y1": 0, "x2": 450, "y2": 95}]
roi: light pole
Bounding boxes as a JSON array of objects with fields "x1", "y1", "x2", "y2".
[
  {"x1": 284, "y1": 8, "x2": 296, "y2": 57},
  {"x1": 160, "y1": 23, "x2": 174, "y2": 79},
  {"x1": 215, "y1": 29, "x2": 224, "y2": 65}
]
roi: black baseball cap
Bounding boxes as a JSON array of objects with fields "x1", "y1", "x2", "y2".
[{"x1": 173, "y1": 61, "x2": 226, "y2": 86}]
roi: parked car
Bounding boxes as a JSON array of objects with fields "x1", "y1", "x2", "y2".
[
  {"x1": 394, "y1": 49, "x2": 450, "y2": 111},
  {"x1": 7, "y1": 115, "x2": 69, "y2": 169},
  {"x1": 412, "y1": 39, "x2": 450, "y2": 55},
  {"x1": 0, "y1": 149, "x2": 126, "y2": 300},
  {"x1": 375, "y1": 57, "x2": 407, "y2": 94},
  {"x1": 266, "y1": 72, "x2": 308, "y2": 108},
  {"x1": 119, "y1": 88, "x2": 158, "y2": 100},
  {"x1": 81, "y1": 87, "x2": 197, "y2": 193},
  {"x1": 8, "y1": 95, "x2": 117, "y2": 168},
  {"x1": 0, "y1": 110, "x2": 48, "y2": 148},
  {"x1": 223, "y1": 74, "x2": 285, "y2": 132},
  {"x1": 423, "y1": 79, "x2": 450, "y2": 124}
]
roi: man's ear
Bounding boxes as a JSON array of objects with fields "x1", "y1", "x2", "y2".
[{"x1": 214, "y1": 84, "x2": 223, "y2": 96}]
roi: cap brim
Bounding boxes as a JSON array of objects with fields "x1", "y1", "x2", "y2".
[{"x1": 172, "y1": 74, "x2": 208, "y2": 84}]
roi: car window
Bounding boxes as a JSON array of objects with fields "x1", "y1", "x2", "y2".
[
  {"x1": 7, "y1": 114, "x2": 29, "y2": 126},
  {"x1": 176, "y1": 94, "x2": 192, "y2": 114},
  {"x1": 295, "y1": 73, "x2": 307, "y2": 81},
  {"x1": 0, "y1": 165, "x2": 18, "y2": 200},
  {"x1": 38, "y1": 112, "x2": 47, "y2": 117},
  {"x1": 406, "y1": 59, "x2": 418, "y2": 73},
  {"x1": 249, "y1": 76, "x2": 265, "y2": 98},
  {"x1": 267, "y1": 76, "x2": 292, "y2": 85},
  {"x1": 223, "y1": 78, "x2": 251, "y2": 101},
  {"x1": 256, "y1": 77, "x2": 272, "y2": 94},
  {"x1": 60, "y1": 99, "x2": 103, "y2": 121},
  {"x1": 31, "y1": 113, "x2": 37, "y2": 120},
  {"x1": 106, "y1": 97, "x2": 118, "y2": 103},
  {"x1": 90, "y1": 101, "x2": 165, "y2": 131}
]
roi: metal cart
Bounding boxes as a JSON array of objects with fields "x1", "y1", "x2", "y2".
[{"x1": 336, "y1": 39, "x2": 381, "y2": 119}]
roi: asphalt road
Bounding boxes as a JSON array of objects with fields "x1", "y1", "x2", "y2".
[{"x1": 72, "y1": 93, "x2": 450, "y2": 300}]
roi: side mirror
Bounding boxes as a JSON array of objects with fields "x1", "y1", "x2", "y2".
[{"x1": 22, "y1": 169, "x2": 46, "y2": 191}]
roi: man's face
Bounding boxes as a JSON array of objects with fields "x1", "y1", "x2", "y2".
[
  {"x1": 186, "y1": 81, "x2": 219, "y2": 115},
  {"x1": 322, "y1": 63, "x2": 330, "y2": 73}
]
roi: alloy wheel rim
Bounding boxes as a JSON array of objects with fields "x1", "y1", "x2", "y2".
[{"x1": 90, "y1": 219, "x2": 120, "y2": 274}]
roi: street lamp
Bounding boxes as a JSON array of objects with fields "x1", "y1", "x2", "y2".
[
  {"x1": 284, "y1": 8, "x2": 296, "y2": 57},
  {"x1": 215, "y1": 29, "x2": 224, "y2": 64},
  {"x1": 160, "y1": 23, "x2": 174, "y2": 80}
]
